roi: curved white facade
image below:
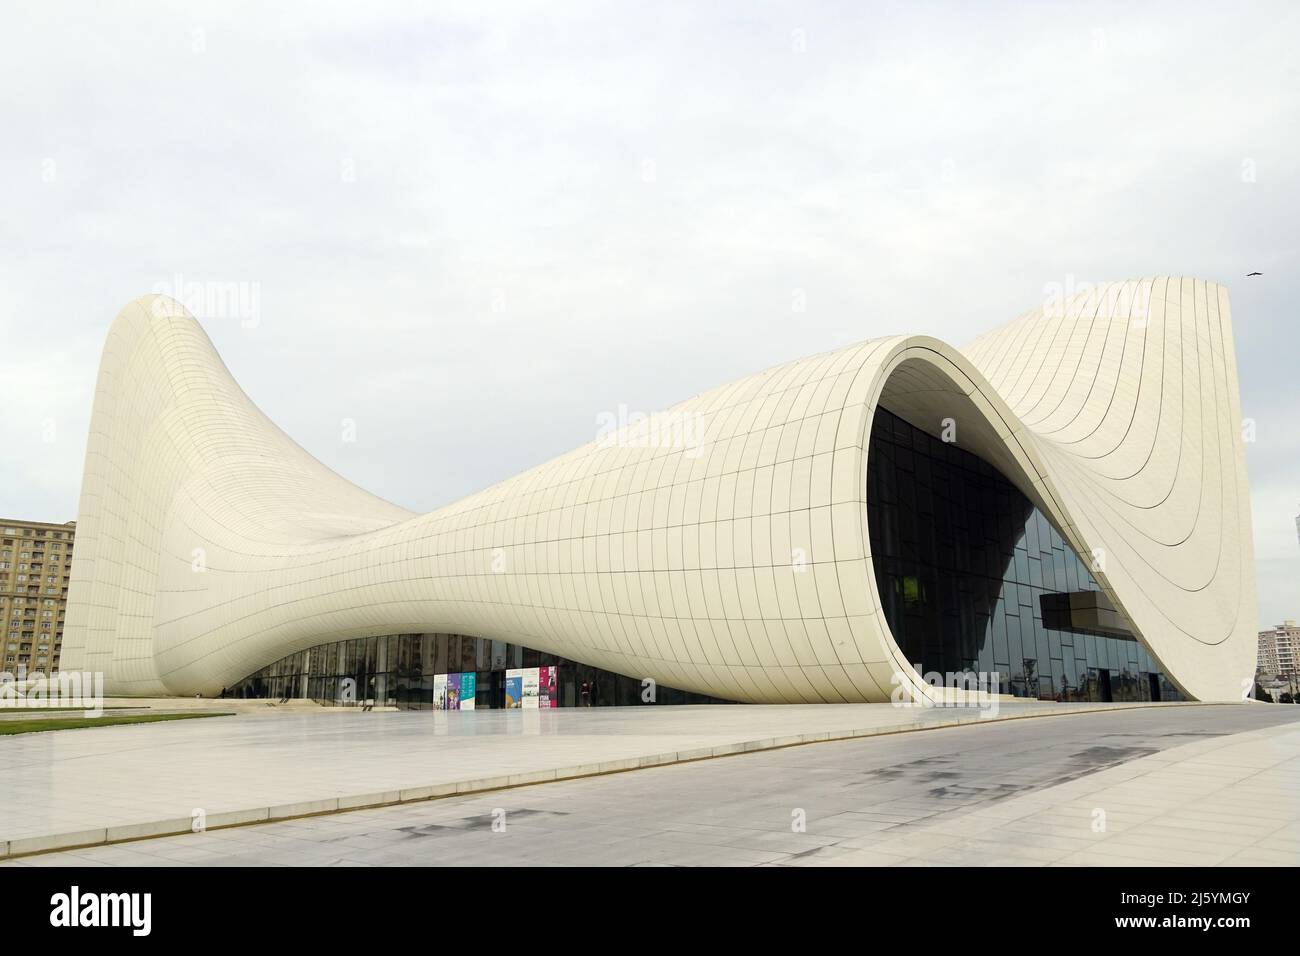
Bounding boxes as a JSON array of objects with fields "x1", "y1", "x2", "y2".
[{"x1": 61, "y1": 278, "x2": 1256, "y2": 702}]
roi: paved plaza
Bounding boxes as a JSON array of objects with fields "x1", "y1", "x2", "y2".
[
  {"x1": 2, "y1": 697, "x2": 1164, "y2": 855},
  {"x1": 3, "y1": 703, "x2": 1298, "y2": 866}
]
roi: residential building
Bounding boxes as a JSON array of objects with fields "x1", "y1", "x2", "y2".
[
  {"x1": 1258, "y1": 620, "x2": 1299, "y2": 689},
  {"x1": 0, "y1": 518, "x2": 75, "y2": 677}
]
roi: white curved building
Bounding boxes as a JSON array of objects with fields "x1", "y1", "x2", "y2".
[{"x1": 61, "y1": 277, "x2": 1257, "y2": 703}]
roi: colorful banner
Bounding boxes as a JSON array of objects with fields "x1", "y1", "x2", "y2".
[
  {"x1": 460, "y1": 672, "x2": 476, "y2": 710},
  {"x1": 505, "y1": 669, "x2": 523, "y2": 708},
  {"x1": 539, "y1": 666, "x2": 558, "y2": 708},
  {"x1": 434, "y1": 673, "x2": 448, "y2": 710},
  {"x1": 446, "y1": 672, "x2": 462, "y2": 710}
]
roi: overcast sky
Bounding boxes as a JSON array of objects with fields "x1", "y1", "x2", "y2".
[{"x1": 1, "y1": 0, "x2": 1296, "y2": 628}]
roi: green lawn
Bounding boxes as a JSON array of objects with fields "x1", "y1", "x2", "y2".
[
  {"x1": 0, "y1": 711, "x2": 235, "y2": 736},
  {"x1": 0, "y1": 705, "x2": 149, "y2": 713}
]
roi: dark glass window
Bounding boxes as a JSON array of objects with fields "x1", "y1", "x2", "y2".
[
  {"x1": 226, "y1": 632, "x2": 732, "y2": 709},
  {"x1": 867, "y1": 407, "x2": 1179, "y2": 702}
]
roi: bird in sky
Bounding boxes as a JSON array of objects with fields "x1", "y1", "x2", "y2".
[{"x1": 1247, "y1": 272, "x2": 1263, "y2": 276}]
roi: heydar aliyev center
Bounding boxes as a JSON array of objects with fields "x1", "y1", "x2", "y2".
[{"x1": 61, "y1": 277, "x2": 1256, "y2": 706}]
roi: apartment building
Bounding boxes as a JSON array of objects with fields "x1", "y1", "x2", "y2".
[
  {"x1": 1258, "y1": 620, "x2": 1300, "y2": 686},
  {"x1": 0, "y1": 518, "x2": 75, "y2": 677}
]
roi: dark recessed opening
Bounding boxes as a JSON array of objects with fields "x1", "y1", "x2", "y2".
[{"x1": 866, "y1": 406, "x2": 1178, "y2": 703}]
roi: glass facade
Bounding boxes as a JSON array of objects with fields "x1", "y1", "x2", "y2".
[
  {"x1": 867, "y1": 407, "x2": 1180, "y2": 703},
  {"x1": 225, "y1": 633, "x2": 731, "y2": 708}
]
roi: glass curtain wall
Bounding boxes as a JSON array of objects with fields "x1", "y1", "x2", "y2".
[
  {"x1": 226, "y1": 633, "x2": 731, "y2": 709},
  {"x1": 866, "y1": 407, "x2": 1180, "y2": 703}
]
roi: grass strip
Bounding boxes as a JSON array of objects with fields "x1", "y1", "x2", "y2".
[{"x1": 0, "y1": 712, "x2": 235, "y2": 736}]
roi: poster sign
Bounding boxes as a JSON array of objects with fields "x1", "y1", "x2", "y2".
[
  {"x1": 505, "y1": 669, "x2": 523, "y2": 708},
  {"x1": 538, "y1": 666, "x2": 558, "y2": 708},
  {"x1": 447, "y1": 672, "x2": 462, "y2": 710},
  {"x1": 522, "y1": 667, "x2": 540, "y2": 709},
  {"x1": 434, "y1": 673, "x2": 448, "y2": 710},
  {"x1": 460, "y1": 672, "x2": 477, "y2": 710}
]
